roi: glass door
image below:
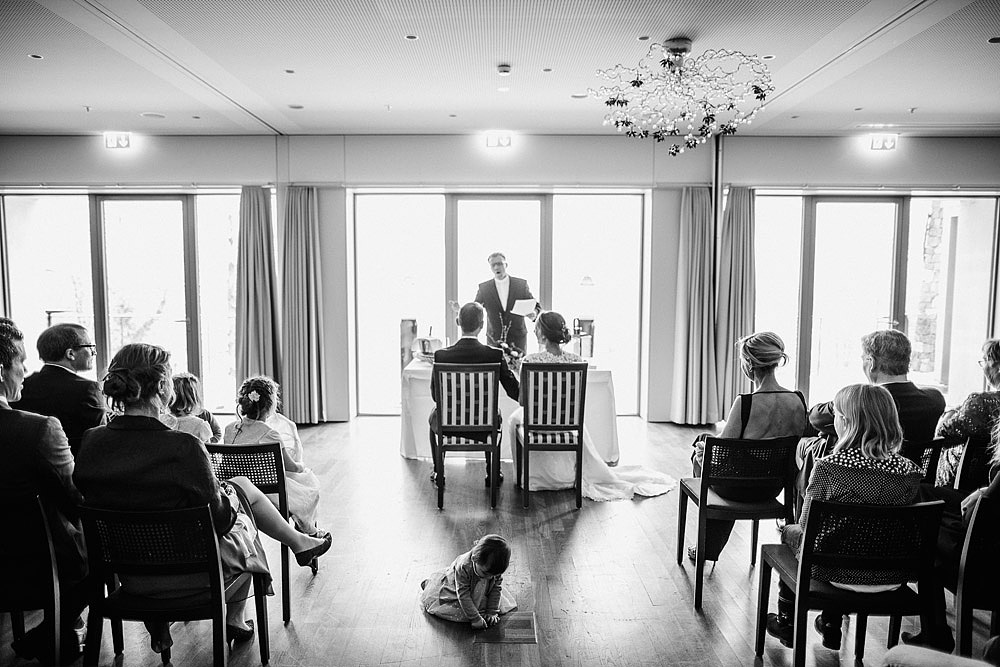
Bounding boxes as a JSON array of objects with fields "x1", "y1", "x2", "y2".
[{"x1": 800, "y1": 199, "x2": 899, "y2": 402}]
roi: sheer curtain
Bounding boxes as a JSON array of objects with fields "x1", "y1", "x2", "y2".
[
  {"x1": 716, "y1": 186, "x2": 755, "y2": 412},
  {"x1": 236, "y1": 186, "x2": 281, "y2": 386},
  {"x1": 669, "y1": 186, "x2": 721, "y2": 424},
  {"x1": 280, "y1": 187, "x2": 327, "y2": 424}
]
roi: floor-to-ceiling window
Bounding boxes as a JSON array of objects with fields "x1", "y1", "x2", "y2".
[
  {"x1": 755, "y1": 194, "x2": 999, "y2": 406},
  {"x1": 1, "y1": 192, "x2": 241, "y2": 412},
  {"x1": 353, "y1": 191, "x2": 646, "y2": 415}
]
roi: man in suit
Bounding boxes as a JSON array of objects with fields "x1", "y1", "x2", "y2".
[
  {"x1": 796, "y1": 329, "x2": 946, "y2": 503},
  {"x1": 474, "y1": 252, "x2": 540, "y2": 354},
  {"x1": 13, "y1": 323, "x2": 106, "y2": 456},
  {"x1": 429, "y1": 302, "x2": 519, "y2": 486},
  {"x1": 0, "y1": 317, "x2": 87, "y2": 662}
]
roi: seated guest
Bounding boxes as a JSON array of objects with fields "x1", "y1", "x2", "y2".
[
  {"x1": 74, "y1": 344, "x2": 332, "y2": 654},
  {"x1": 766, "y1": 384, "x2": 923, "y2": 651},
  {"x1": 688, "y1": 331, "x2": 807, "y2": 561},
  {"x1": 0, "y1": 318, "x2": 88, "y2": 663},
  {"x1": 224, "y1": 376, "x2": 326, "y2": 537},
  {"x1": 159, "y1": 372, "x2": 214, "y2": 443},
  {"x1": 934, "y1": 339, "x2": 1000, "y2": 487},
  {"x1": 797, "y1": 330, "x2": 946, "y2": 502},
  {"x1": 902, "y1": 419, "x2": 1000, "y2": 653},
  {"x1": 12, "y1": 322, "x2": 106, "y2": 456},
  {"x1": 509, "y1": 311, "x2": 674, "y2": 501},
  {"x1": 429, "y1": 302, "x2": 519, "y2": 487}
]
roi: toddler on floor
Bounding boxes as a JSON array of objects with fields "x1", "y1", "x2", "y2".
[{"x1": 420, "y1": 534, "x2": 517, "y2": 629}]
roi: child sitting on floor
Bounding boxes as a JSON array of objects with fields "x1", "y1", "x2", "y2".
[{"x1": 420, "y1": 534, "x2": 517, "y2": 629}]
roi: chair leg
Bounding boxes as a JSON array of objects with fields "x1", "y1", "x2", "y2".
[
  {"x1": 522, "y1": 447, "x2": 530, "y2": 509},
  {"x1": 489, "y1": 451, "x2": 498, "y2": 508},
  {"x1": 956, "y1": 596, "x2": 974, "y2": 657},
  {"x1": 162, "y1": 647, "x2": 171, "y2": 664},
  {"x1": 792, "y1": 599, "x2": 808, "y2": 667},
  {"x1": 886, "y1": 614, "x2": 900, "y2": 648},
  {"x1": 111, "y1": 618, "x2": 124, "y2": 655},
  {"x1": 254, "y1": 574, "x2": 270, "y2": 665},
  {"x1": 515, "y1": 436, "x2": 522, "y2": 489},
  {"x1": 83, "y1": 614, "x2": 103, "y2": 666},
  {"x1": 212, "y1": 614, "x2": 226, "y2": 667},
  {"x1": 991, "y1": 610, "x2": 999, "y2": 637},
  {"x1": 11, "y1": 611, "x2": 25, "y2": 639},
  {"x1": 694, "y1": 517, "x2": 707, "y2": 610},
  {"x1": 281, "y1": 543, "x2": 291, "y2": 624},
  {"x1": 676, "y1": 490, "x2": 688, "y2": 565},
  {"x1": 855, "y1": 613, "x2": 868, "y2": 660},
  {"x1": 575, "y1": 446, "x2": 583, "y2": 509},
  {"x1": 751, "y1": 519, "x2": 759, "y2": 566},
  {"x1": 755, "y1": 560, "x2": 772, "y2": 656}
]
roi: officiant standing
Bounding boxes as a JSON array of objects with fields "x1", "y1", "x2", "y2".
[{"x1": 474, "y1": 252, "x2": 540, "y2": 354}]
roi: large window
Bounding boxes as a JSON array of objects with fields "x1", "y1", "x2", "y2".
[
  {"x1": 755, "y1": 194, "x2": 999, "y2": 406},
  {"x1": 2, "y1": 192, "x2": 241, "y2": 411}
]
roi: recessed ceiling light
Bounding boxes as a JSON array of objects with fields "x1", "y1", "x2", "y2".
[
  {"x1": 405, "y1": 34, "x2": 418, "y2": 40},
  {"x1": 854, "y1": 107, "x2": 863, "y2": 111},
  {"x1": 542, "y1": 68, "x2": 552, "y2": 73},
  {"x1": 28, "y1": 53, "x2": 43, "y2": 59},
  {"x1": 762, "y1": 54, "x2": 775, "y2": 60},
  {"x1": 140, "y1": 112, "x2": 166, "y2": 119},
  {"x1": 448, "y1": 114, "x2": 457, "y2": 118},
  {"x1": 497, "y1": 86, "x2": 510, "y2": 92},
  {"x1": 570, "y1": 93, "x2": 588, "y2": 99},
  {"x1": 288, "y1": 104, "x2": 304, "y2": 109},
  {"x1": 192, "y1": 115, "x2": 201, "y2": 120},
  {"x1": 989, "y1": 37, "x2": 1000, "y2": 44},
  {"x1": 284, "y1": 69, "x2": 295, "y2": 74},
  {"x1": 637, "y1": 36, "x2": 649, "y2": 41},
  {"x1": 790, "y1": 115, "x2": 800, "y2": 119}
]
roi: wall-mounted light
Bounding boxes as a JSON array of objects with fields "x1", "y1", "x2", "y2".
[
  {"x1": 103, "y1": 132, "x2": 131, "y2": 149},
  {"x1": 485, "y1": 133, "x2": 512, "y2": 148},
  {"x1": 869, "y1": 133, "x2": 898, "y2": 151}
]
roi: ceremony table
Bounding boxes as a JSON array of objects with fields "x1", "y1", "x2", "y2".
[{"x1": 399, "y1": 358, "x2": 620, "y2": 464}]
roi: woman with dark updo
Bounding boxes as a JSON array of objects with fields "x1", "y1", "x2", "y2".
[
  {"x1": 74, "y1": 343, "x2": 331, "y2": 654},
  {"x1": 507, "y1": 311, "x2": 675, "y2": 501}
]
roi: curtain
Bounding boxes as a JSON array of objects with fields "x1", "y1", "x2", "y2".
[
  {"x1": 715, "y1": 186, "x2": 756, "y2": 412},
  {"x1": 236, "y1": 186, "x2": 281, "y2": 386},
  {"x1": 280, "y1": 187, "x2": 327, "y2": 424},
  {"x1": 668, "y1": 186, "x2": 721, "y2": 424}
]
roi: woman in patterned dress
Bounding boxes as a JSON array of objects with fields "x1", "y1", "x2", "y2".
[
  {"x1": 765, "y1": 383, "x2": 923, "y2": 652},
  {"x1": 934, "y1": 339, "x2": 1000, "y2": 487},
  {"x1": 507, "y1": 311, "x2": 674, "y2": 501}
]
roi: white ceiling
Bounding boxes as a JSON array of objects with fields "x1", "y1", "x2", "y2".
[{"x1": 1, "y1": 0, "x2": 999, "y2": 137}]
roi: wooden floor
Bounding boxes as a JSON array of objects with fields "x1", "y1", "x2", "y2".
[{"x1": 2, "y1": 417, "x2": 991, "y2": 667}]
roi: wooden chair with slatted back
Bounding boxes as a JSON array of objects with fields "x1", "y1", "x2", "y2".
[
  {"x1": 80, "y1": 504, "x2": 269, "y2": 667},
  {"x1": 430, "y1": 363, "x2": 502, "y2": 509},
  {"x1": 515, "y1": 362, "x2": 589, "y2": 509},
  {"x1": 206, "y1": 442, "x2": 304, "y2": 626},
  {"x1": 677, "y1": 435, "x2": 799, "y2": 609},
  {"x1": 953, "y1": 435, "x2": 993, "y2": 493},
  {"x1": 951, "y1": 489, "x2": 1000, "y2": 656}
]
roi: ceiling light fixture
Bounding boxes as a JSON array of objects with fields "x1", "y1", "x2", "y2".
[
  {"x1": 28, "y1": 54, "x2": 43, "y2": 59},
  {"x1": 140, "y1": 112, "x2": 166, "y2": 119},
  {"x1": 591, "y1": 36, "x2": 773, "y2": 155},
  {"x1": 288, "y1": 104, "x2": 304, "y2": 109},
  {"x1": 405, "y1": 34, "x2": 418, "y2": 41}
]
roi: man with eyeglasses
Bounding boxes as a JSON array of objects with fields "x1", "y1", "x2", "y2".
[{"x1": 13, "y1": 323, "x2": 106, "y2": 456}]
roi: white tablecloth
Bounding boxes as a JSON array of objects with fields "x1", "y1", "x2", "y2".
[{"x1": 399, "y1": 358, "x2": 620, "y2": 464}]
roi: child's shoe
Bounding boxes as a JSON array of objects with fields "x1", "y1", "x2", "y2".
[
  {"x1": 814, "y1": 614, "x2": 842, "y2": 650},
  {"x1": 765, "y1": 613, "x2": 794, "y2": 648}
]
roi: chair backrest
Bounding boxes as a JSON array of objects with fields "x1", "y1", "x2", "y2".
[
  {"x1": 798, "y1": 499, "x2": 944, "y2": 587},
  {"x1": 519, "y1": 362, "x2": 588, "y2": 433},
  {"x1": 431, "y1": 363, "x2": 500, "y2": 433},
  {"x1": 958, "y1": 491, "x2": 1000, "y2": 598},
  {"x1": 206, "y1": 442, "x2": 287, "y2": 518},
  {"x1": 954, "y1": 435, "x2": 993, "y2": 492},
  {"x1": 0, "y1": 494, "x2": 59, "y2": 610},
  {"x1": 903, "y1": 437, "x2": 959, "y2": 484},
  {"x1": 702, "y1": 436, "x2": 799, "y2": 490}
]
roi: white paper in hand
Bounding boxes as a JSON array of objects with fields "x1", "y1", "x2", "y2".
[{"x1": 511, "y1": 299, "x2": 538, "y2": 317}]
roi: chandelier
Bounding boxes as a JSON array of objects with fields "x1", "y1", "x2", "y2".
[{"x1": 591, "y1": 37, "x2": 774, "y2": 156}]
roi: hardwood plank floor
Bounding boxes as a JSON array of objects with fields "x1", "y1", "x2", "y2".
[{"x1": 2, "y1": 417, "x2": 991, "y2": 666}]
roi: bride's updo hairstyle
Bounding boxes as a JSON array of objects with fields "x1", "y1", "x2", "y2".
[
  {"x1": 737, "y1": 331, "x2": 789, "y2": 379},
  {"x1": 103, "y1": 343, "x2": 172, "y2": 413},
  {"x1": 237, "y1": 375, "x2": 280, "y2": 421},
  {"x1": 536, "y1": 311, "x2": 573, "y2": 345}
]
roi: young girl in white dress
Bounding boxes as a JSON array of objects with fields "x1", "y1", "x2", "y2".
[
  {"x1": 223, "y1": 376, "x2": 325, "y2": 536},
  {"x1": 508, "y1": 311, "x2": 675, "y2": 501},
  {"x1": 160, "y1": 373, "x2": 214, "y2": 443},
  {"x1": 420, "y1": 534, "x2": 517, "y2": 628}
]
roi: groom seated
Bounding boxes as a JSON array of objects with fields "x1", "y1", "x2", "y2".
[{"x1": 428, "y1": 302, "x2": 519, "y2": 486}]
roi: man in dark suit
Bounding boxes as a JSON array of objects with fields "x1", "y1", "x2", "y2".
[
  {"x1": 474, "y1": 252, "x2": 540, "y2": 354},
  {"x1": 0, "y1": 317, "x2": 87, "y2": 662},
  {"x1": 13, "y1": 323, "x2": 106, "y2": 456},
  {"x1": 429, "y1": 302, "x2": 519, "y2": 486},
  {"x1": 796, "y1": 329, "x2": 946, "y2": 502}
]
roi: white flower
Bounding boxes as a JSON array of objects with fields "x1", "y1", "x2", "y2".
[{"x1": 248, "y1": 390, "x2": 260, "y2": 402}]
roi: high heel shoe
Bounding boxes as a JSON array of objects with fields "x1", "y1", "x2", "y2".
[
  {"x1": 226, "y1": 619, "x2": 254, "y2": 645},
  {"x1": 294, "y1": 531, "x2": 332, "y2": 567}
]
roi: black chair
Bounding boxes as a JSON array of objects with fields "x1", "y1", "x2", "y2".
[
  {"x1": 206, "y1": 442, "x2": 307, "y2": 626},
  {"x1": 429, "y1": 363, "x2": 502, "y2": 509},
  {"x1": 754, "y1": 499, "x2": 944, "y2": 667},
  {"x1": 953, "y1": 435, "x2": 993, "y2": 493},
  {"x1": 904, "y1": 437, "x2": 961, "y2": 484},
  {"x1": 952, "y1": 490, "x2": 1000, "y2": 656},
  {"x1": 0, "y1": 494, "x2": 62, "y2": 665},
  {"x1": 515, "y1": 362, "x2": 588, "y2": 509},
  {"x1": 676, "y1": 435, "x2": 798, "y2": 609},
  {"x1": 80, "y1": 504, "x2": 270, "y2": 667}
]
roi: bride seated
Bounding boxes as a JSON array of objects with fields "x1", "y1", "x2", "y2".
[{"x1": 507, "y1": 311, "x2": 674, "y2": 501}]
